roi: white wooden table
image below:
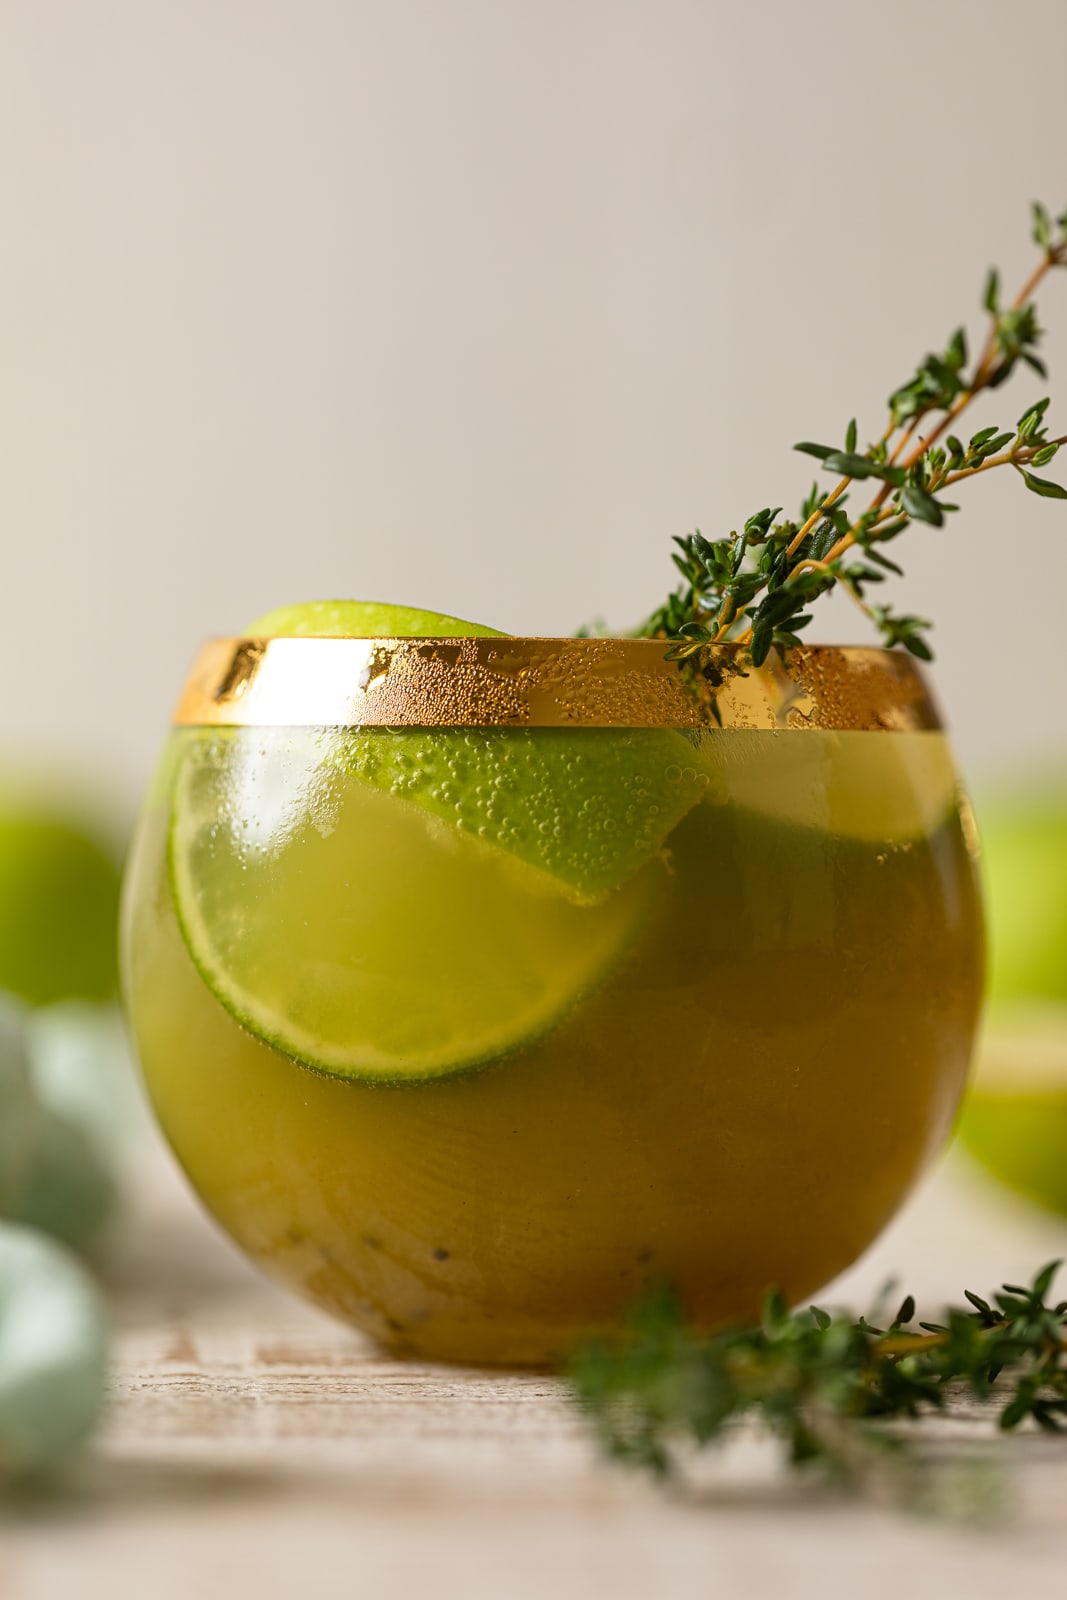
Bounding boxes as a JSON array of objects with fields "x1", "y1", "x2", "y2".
[{"x1": 4, "y1": 1128, "x2": 1067, "y2": 1600}]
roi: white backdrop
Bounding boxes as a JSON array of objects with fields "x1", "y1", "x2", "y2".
[{"x1": 2, "y1": 0, "x2": 1066, "y2": 802}]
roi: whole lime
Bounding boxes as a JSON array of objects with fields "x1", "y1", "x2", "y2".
[
  {"x1": 981, "y1": 793, "x2": 1067, "y2": 1008},
  {"x1": 0, "y1": 796, "x2": 121, "y2": 1007},
  {"x1": 957, "y1": 783, "x2": 1067, "y2": 1211}
]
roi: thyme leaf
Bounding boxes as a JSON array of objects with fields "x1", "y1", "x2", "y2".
[
  {"x1": 569, "y1": 1262, "x2": 1067, "y2": 1504},
  {"x1": 640, "y1": 204, "x2": 1067, "y2": 662}
]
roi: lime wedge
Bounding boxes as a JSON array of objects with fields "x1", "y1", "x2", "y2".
[
  {"x1": 168, "y1": 728, "x2": 655, "y2": 1082},
  {"x1": 331, "y1": 724, "x2": 709, "y2": 897},
  {"x1": 168, "y1": 599, "x2": 709, "y2": 1080},
  {"x1": 248, "y1": 598, "x2": 711, "y2": 897}
]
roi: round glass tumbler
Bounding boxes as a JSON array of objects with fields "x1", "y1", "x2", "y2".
[{"x1": 121, "y1": 636, "x2": 983, "y2": 1366}]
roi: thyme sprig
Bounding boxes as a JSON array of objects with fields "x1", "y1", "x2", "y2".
[
  {"x1": 642, "y1": 204, "x2": 1067, "y2": 665},
  {"x1": 569, "y1": 1262, "x2": 1067, "y2": 1503}
]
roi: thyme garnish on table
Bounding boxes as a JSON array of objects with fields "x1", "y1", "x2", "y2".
[
  {"x1": 569, "y1": 1262, "x2": 1067, "y2": 1503},
  {"x1": 641, "y1": 204, "x2": 1067, "y2": 666}
]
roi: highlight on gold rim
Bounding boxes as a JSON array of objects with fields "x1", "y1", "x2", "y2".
[{"x1": 173, "y1": 637, "x2": 944, "y2": 732}]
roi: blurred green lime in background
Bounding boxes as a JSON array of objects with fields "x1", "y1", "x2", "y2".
[
  {"x1": 979, "y1": 797, "x2": 1067, "y2": 1009},
  {"x1": 0, "y1": 774, "x2": 125, "y2": 1254},
  {"x1": 0, "y1": 793, "x2": 121, "y2": 1007},
  {"x1": 957, "y1": 781, "x2": 1067, "y2": 1213},
  {"x1": 0, "y1": 770, "x2": 127, "y2": 1486}
]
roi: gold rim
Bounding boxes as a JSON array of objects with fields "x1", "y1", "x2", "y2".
[{"x1": 172, "y1": 638, "x2": 943, "y2": 731}]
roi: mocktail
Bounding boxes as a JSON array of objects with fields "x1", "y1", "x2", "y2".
[{"x1": 122, "y1": 633, "x2": 983, "y2": 1365}]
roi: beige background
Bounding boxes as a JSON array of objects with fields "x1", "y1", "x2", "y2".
[
  {"x1": 3, "y1": 11, "x2": 1067, "y2": 1590},
  {"x1": 2, "y1": 0, "x2": 1066, "y2": 801}
]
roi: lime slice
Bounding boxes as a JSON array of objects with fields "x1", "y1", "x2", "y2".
[
  {"x1": 168, "y1": 599, "x2": 708, "y2": 1079},
  {"x1": 169, "y1": 728, "x2": 655, "y2": 1082},
  {"x1": 704, "y1": 728, "x2": 959, "y2": 844},
  {"x1": 331, "y1": 724, "x2": 708, "y2": 897},
  {"x1": 249, "y1": 598, "x2": 712, "y2": 896}
]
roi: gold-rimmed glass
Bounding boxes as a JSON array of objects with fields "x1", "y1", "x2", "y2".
[{"x1": 121, "y1": 638, "x2": 983, "y2": 1365}]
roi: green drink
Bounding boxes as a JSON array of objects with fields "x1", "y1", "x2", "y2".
[{"x1": 121, "y1": 621, "x2": 982, "y2": 1365}]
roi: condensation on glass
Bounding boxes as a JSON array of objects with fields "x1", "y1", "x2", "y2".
[{"x1": 173, "y1": 637, "x2": 944, "y2": 733}]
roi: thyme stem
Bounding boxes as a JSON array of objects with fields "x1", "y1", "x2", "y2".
[
  {"x1": 569, "y1": 1262, "x2": 1067, "y2": 1502},
  {"x1": 642, "y1": 205, "x2": 1067, "y2": 667}
]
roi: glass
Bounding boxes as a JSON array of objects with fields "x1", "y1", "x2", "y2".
[{"x1": 121, "y1": 636, "x2": 983, "y2": 1365}]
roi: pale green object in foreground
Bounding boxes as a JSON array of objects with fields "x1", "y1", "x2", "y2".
[
  {"x1": 0, "y1": 1222, "x2": 108, "y2": 1479},
  {"x1": 0, "y1": 998, "x2": 120, "y2": 1253},
  {"x1": 25, "y1": 1001, "x2": 133, "y2": 1164},
  {"x1": 10, "y1": 1111, "x2": 116, "y2": 1254},
  {"x1": 0, "y1": 998, "x2": 42, "y2": 1214}
]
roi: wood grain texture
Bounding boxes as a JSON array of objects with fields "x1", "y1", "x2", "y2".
[{"x1": 4, "y1": 1138, "x2": 1067, "y2": 1600}]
